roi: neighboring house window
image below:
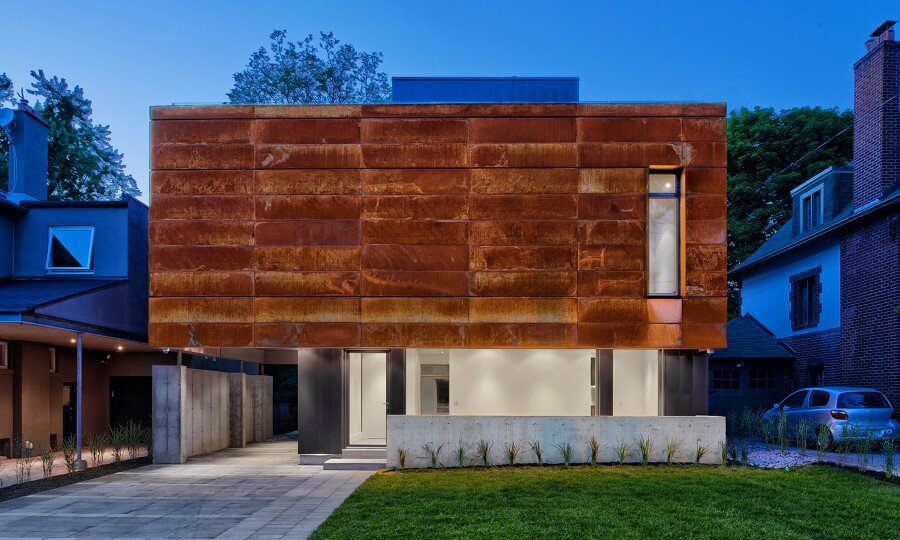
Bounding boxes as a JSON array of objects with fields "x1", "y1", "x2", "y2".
[
  {"x1": 748, "y1": 368, "x2": 775, "y2": 390},
  {"x1": 789, "y1": 266, "x2": 822, "y2": 330},
  {"x1": 808, "y1": 365, "x2": 825, "y2": 387},
  {"x1": 647, "y1": 171, "x2": 680, "y2": 296},
  {"x1": 49, "y1": 348, "x2": 57, "y2": 373},
  {"x1": 0, "y1": 342, "x2": 7, "y2": 369},
  {"x1": 711, "y1": 368, "x2": 740, "y2": 390},
  {"x1": 46, "y1": 226, "x2": 95, "y2": 273},
  {"x1": 800, "y1": 187, "x2": 823, "y2": 232}
]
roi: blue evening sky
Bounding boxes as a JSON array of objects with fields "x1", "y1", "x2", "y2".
[{"x1": 4, "y1": 0, "x2": 895, "y2": 202}]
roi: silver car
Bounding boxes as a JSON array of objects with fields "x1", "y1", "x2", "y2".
[{"x1": 761, "y1": 387, "x2": 898, "y2": 447}]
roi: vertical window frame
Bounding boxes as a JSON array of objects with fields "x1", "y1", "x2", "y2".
[
  {"x1": 789, "y1": 266, "x2": 822, "y2": 330},
  {"x1": 0, "y1": 341, "x2": 8, "y2": 369},
  {"x1": 646, "y1": 169, "x2": 681, "y2": 297},
  {"x1": 49, "y1": 348, "x2": 57, "y2": 373},
  {"x1": 45, "y1": 225, "x2": 96, "y2": 274},
  {"x1": 800, "y1": 186, "x2": 824, "y2": 232}
]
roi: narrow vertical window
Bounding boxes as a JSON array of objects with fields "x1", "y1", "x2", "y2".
[{"x1": 648, "y1": 172, "x2": 680, "y2": 296}]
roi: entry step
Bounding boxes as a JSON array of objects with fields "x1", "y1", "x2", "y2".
[
  {"x1": 323, "y1": 458, "x2": 386, "y2": 471},
  {"x1": 342, "y1": 447, "x2": 387, "y2": 459},
  {"x1": 299, "y1": 454, "x2": 339, "y2": 465}
]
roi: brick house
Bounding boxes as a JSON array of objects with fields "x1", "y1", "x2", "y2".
[
  {"x1": 731, "y1": 21, "x2": 900, "y2": 406},
  {"x1": 148, "y1": 77, "x2": 729, "y2": 466}
]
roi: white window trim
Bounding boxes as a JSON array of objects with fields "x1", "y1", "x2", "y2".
[
  {"x1": 0, "y1": 341, "x2": 8, "y2": 369},
  {"x1": 800, "y1": 186, "x2": 824, "y2": 232},
  {"x1": 45, "y1": 226, "x2": 95, "y2": 274}
]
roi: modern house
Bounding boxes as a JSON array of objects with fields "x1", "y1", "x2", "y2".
[
  {"x1": 0, "y1": 101, "x2": 269, "y2": 461},
  {"x1": 148, "y1": 76, "x2": 728, "y2": 465},
  {"x1": 731, "y1": 21, "x2": 900, "y2": 407}
]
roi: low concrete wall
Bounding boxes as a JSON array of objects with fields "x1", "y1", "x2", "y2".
[
  {"x1": 153, "y1": 366, "x2": 272, "y2": 464},
  {"x1": 387, "y1": 415, "x2": 725, "y2": 468}
]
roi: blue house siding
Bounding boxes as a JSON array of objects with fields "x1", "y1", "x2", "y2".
[
  {"x1": 0, "y1": 214, "x2": 13, "y2": 278},
  {"x1": 740, "y1": 240, "x2": 840, "y2": 338},
  {"x1": 13, "y1": 203, "x2": 129, "y2": 277}
]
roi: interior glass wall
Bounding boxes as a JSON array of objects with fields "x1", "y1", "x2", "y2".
[{"x1": 612, "y1": 350, "x2": 660, "y2": 416}]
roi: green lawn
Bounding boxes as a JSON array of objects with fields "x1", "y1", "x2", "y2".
[{"x1": 312, "y1": 465, "x2": 898, "y2": 539}]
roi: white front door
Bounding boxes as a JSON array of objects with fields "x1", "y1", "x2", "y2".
[{"x1": 348, "y1": 351, "x2": 387, "y2": 445}]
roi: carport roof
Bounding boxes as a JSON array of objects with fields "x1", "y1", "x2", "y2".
[
  {"x1": 709, "y1": 314, "x2": 795, "y2": 360},
  {"x1": 0, "y1": 277, "x2": 126, "y2": 312}
]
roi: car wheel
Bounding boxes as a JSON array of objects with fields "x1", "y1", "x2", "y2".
[{"x1": 816, "y1": 426, "x2": 834, "y2": 450}]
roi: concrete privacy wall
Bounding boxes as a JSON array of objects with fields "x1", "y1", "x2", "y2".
[
  {"x1": 153, "y1": 365, "x2": 272, "y2": 464},
  {"x1": 387, "y1": 415, "x2": 725, "y2": 468}
]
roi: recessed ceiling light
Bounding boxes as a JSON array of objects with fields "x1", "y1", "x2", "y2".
[
  {"x1": 69, "y1": 338, "x2": 76, "y2": 344},
  {"x1": 665, "y1": 183, "x2": 672, "y2": 188},
  {"x1": 116, "y1": 345, "x2": 124, "y2": 351}
]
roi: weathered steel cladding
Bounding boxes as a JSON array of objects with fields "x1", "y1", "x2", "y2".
[{"x1": 149, "y1": 104, "x2": 727, "y2": 348}]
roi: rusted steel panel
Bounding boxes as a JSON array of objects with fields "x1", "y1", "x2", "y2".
[{"x1": 149, "y1": 103, "x2": 727, "y2": 348}]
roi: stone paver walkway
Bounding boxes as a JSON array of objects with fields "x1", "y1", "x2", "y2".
[{"x1": 0, "y1": 440, "x2": 373, "y2": 539}]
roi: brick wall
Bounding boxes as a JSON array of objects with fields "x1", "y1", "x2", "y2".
[
  {"x1": 852, "y1": 40, "x2": 900, "y2": 207},
  {"x1": 148, "y1": 103, "x2": 727, "y2": 350},
  {"x1": 839, "y1": 215, "x2": 900, "y2": 404},
  {"x1": 782, "y1": 328, "x2": 840, "y2": 389}
]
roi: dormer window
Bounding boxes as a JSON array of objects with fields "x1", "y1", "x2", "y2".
[
  {"x1": 801, "y1": 188, "x2": 823, "y2": 232},
  {"x1": 46, "y1": 226, "x2": 95, "y2": 273}
]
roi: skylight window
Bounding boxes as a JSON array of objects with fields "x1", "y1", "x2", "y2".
[{"x1": 46, "y1": 226, "x2": 95, "y2": 273}]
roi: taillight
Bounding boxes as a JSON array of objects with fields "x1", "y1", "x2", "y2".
[{"x1": 830, "y1": 410, "x2": 848, "y2": 420}]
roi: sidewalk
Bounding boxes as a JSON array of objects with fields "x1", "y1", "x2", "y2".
[{"x1": 0, "y1": 445, "x2": 149, "y2": 488}]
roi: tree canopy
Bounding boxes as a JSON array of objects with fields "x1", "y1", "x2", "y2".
[
  {"x1": 228, "y1": 30, "x2": 391, "y2": 104},
  {"x1": 0, "y1": 70, "x2": 139, "y2": 200},
  {"x1": 727, "y1": 106, "x2": 854, "y2": 315}
]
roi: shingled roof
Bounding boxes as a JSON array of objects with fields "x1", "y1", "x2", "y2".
[{"x1": 709, "y1": 314, "x2": 795, "y2": 360}]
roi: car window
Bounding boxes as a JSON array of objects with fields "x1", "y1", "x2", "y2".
[
  {"x1": 809, "y1": 390, "x2": 830, "y2": 407},
  {"x1": 781, "y1": 390, "x2": 809, "y2": 409},
  {"x1": 837, "y1": 392, "x2": 890, "y2": 409}
]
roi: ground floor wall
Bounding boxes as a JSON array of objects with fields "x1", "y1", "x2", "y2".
[
  {"x1": 0, "y1": 340, "x2": 176, "y2": 456},
  {"x1": 153, "y1": 365, "x2": 273, "y2": 464},
  {"x1": 387, "y1": 415, "x2": 725, "y2": 468},
  {"x1": 707, "y1": 358, "x2": 794, "y2": 416},
  {"x1": 298, "y1": 347, "x2": 709, "y2": 455}
]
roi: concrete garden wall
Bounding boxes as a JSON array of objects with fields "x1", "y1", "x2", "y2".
[
  {"x1": 387, "y1": 415, "x2": 725, "y2": 468},
  {"x1": 153, "y1": 365, "x2": 272, "y2": 464}
]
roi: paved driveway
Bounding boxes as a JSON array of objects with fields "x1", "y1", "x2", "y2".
[{"x1": 0, "y1": 440, "x2": 372, "y2": 539}]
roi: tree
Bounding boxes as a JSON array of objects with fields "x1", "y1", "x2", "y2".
[
  {"x1": 0, "y1": 70, "x2": 139, "y2": 200},
  {"x1": 0, "y1": 72, "x2": 14, "y2": 188},
  {"x1": 727, "y1": 106, "x2": 854, "y2": 316},
  {"x1": 228, "y1": 30, "x2": 391, "y2": 104}
]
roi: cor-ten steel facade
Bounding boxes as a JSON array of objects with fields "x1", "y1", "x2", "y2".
[{"x1": 148, "y1": 103, "x2": 727, "y2": 350}]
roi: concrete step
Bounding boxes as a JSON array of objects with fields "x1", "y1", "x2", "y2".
[
  {"x1": 341, "y1": 446, "x2": 387, "y2": 459},
  {"x1": 323, "y1": 458, "x2": 385, "y2": 471},
  {"x1": 298, "y1": 454, "x2": 339, "y2": 465}
]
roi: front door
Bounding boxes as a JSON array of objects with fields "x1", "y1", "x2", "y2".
[{"x1": 348, "y1": 351, "x2": 387, "y2": 446}]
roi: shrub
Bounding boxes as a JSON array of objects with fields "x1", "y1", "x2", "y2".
[
  {"x1": 719, "y1": 441, "x2": 729, "y2": 465},
  {"x1": 613, "y1": 440, "x2": 630, "y2": 465},
  {"x1": 87, "y1": 433, "x2": 107, "y2": 466},
  {"x1": 555, "y1": 441, "x2": 573, "y2": 466},
  {"x1": 664, "y1": 439, "x2": 681, "y2": 464},
  {"x1": 815, "y1": 426, "x2": 831, "y2": 461},
  {"x1": 529, "y1": 440, "x2": 543, "y2": 466},
  {"x1": 476, "y1": 440, "x2": 492, "y2": 467},
  {"x1": 109, "y1": 426, "x2": 125, "y2": 463},
  {"x1": 124, "y1": 421, "x2": 143, "y2": 460},
  {"x1": 759, "y1": 416, "x2": 775, "y2": 450},
  {"x1": 777, "y1": 411, "x2": 788, "y2": 454},
  {"x1": 453, "y1": 441, "x2": 468, "y2": 468},
  {"x1": 504, "y1": 441, "x2": 520, "y2": 466},
  {"x1": 421, "y1": 443, "x2": 444, "y2": 469},
  {"x1": 14, "y1": 438, "x2": 36, "y2": 483},
  {"x1": 795, "y1": 416, "x2": 809, "y2": 456},
  {"x1": 61, "y1": 435, "x2": 77, "y2": 474},
  {"x1": 694, "y1": 442, "x2": 709, "y2": 464},
  {"x1": 589, "y1": 437, "x2": 600, "y2": 466},
  {"x1": 883, "y1": 438, "x2": 895, "y2": 478},
  {"x1": 39, "y1": 443, "x2": 55, "y2": 478},
  {"x1": 635, "y1": 435, "x2": 653, "y2": 465},
  {"x1": 856, "y1": 429, "x2": 874, "y2": 472},
  {"x1": 396, "y1": 446, "x2": 407, "y2": 470}
]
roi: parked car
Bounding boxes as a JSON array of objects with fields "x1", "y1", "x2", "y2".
[{"x1": 761, "y1": 387, "x2": 898, "y2": 447}]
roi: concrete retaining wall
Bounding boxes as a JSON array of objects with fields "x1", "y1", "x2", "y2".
[
  {"x1": 387, "y1": 415, "x2": 725, "y2": 468},
  {"x1": 153, "y1": 366, "x2": 272, "y2": 464}
]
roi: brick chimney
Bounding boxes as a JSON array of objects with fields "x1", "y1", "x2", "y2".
[{"x1": 853, "y1": 20, "x2": 900, "y2": 208}]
